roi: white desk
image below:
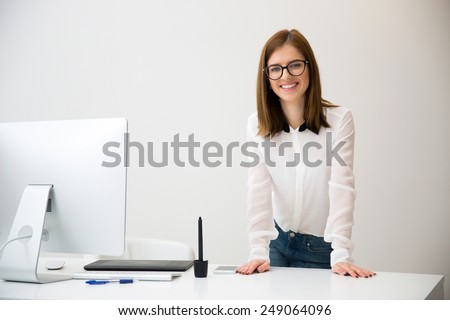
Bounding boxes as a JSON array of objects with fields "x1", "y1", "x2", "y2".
[{"x1": 0, "y1": 258, "x2": 444, "y2": 300}]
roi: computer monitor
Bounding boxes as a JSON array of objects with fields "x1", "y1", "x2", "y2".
[{"x1": 0, "y1": 118, "x2": 127, "y2": 283}]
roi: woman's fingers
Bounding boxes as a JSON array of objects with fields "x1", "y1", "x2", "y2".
[
  {"x1": 332, "y1": 262, "x2": 376, "y2": 278},
  {"x1": 236, "y1": 259, "x2": 269, "y2": 275}
]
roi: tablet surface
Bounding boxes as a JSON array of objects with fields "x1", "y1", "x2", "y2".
[{"x1": 84, "y1": 259, "x2": 194, "y2": 272}]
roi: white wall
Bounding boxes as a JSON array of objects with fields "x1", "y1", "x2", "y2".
[{"x1": 0, "y1": 0, "x2": 449, "y2": 299}]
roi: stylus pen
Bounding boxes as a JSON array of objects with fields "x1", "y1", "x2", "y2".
[
  {"x1": 198, "y1": 216, "x2": 203, "y2": 261},
  {"x1": 86, "y1": 279, "x2": 133, "y2": 285}
]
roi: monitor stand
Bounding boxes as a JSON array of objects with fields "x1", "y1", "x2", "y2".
[{"x1": 0, "y1": 184, "x2": 71, "y2": 283}]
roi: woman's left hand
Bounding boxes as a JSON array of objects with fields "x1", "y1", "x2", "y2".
[{"x1": 332, "y1": 262, "x2": 376, "y2": 278}]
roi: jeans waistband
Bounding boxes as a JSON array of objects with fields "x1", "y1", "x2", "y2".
[{"x1": 274, "y1": 220, "x2": 325, "y2": 241}]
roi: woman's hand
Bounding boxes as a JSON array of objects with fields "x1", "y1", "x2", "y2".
[
  {"x1": 236, "y1": 259, "x2": 270, "y2": 275},
  {"x1": 332, "y1": 262, "x2": 376, "y2": 278}
]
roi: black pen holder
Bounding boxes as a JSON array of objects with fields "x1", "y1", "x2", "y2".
[{"x1": 194, "y1": 260, "x2": 208, "y2": 278}]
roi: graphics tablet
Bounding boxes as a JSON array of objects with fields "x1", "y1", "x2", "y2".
[{"x1": 84, "y1": 259, "x2": 194, "y2": 272}]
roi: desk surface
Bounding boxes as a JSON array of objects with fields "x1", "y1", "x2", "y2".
[{"x1": 0, "y1": 258, "x2": 444, "y2": 300}]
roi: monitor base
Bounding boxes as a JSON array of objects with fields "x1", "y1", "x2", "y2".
[{"x1": 0, "y1": 184, "x2": 61, "y2": 283}]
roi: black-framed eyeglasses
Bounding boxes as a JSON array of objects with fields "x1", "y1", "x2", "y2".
[{"x1": 263, "y1": 59, "x2": 309, "y2": 80}]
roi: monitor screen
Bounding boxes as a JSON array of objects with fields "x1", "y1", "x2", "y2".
[{"x1": 0, "y1": 118, "x2": 127, "y2": 270}]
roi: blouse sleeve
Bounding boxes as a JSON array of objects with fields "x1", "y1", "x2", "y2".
[
  {"x1": 246, "y1": 115, "x2": 278, "y2": 261},
  {"x1": 324, "y1": 110, "x2": 356, "y2": 266}
]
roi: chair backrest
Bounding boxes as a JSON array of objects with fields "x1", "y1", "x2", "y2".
[{"x1": 122, "y1": 237, "x2": 195, "y2": 260}]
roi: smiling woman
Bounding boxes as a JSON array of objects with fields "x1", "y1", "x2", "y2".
[{"x1": 237, "y1": 29, "x2": 375, "y2": 279}]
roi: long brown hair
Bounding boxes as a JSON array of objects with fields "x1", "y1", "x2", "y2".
[{"x1": 256, "y1": 29, "x2": 336, "y2": 137}]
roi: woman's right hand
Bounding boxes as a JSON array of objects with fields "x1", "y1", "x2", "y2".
[{"x1": 236, "y1": 259, "x2": 270, "y2": 275}]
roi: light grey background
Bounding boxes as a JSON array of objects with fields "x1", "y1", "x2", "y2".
[{"x1": 0, "y1": 0, "x2": 449, "y2": 299}]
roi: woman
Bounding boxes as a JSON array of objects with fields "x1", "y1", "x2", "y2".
[{"x1": 237, "y1": 29, "x2": 375, "y2": 278}]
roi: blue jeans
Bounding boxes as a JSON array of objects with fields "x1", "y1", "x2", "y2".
[{"x1": 269, "y1": 222, "x2": 332, "y2": 269}]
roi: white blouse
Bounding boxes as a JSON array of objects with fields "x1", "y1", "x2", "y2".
[{"x1": 246, "y1": 106, "x2": 356, "y2": 267}]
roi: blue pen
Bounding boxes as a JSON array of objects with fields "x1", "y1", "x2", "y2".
[{"x1": 86, "y1": 279, "x2": 133, "y2": 285}]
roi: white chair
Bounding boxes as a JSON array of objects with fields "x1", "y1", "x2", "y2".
[{"x1": 121, "y1": 237, "x2": 195, "y2": 260}]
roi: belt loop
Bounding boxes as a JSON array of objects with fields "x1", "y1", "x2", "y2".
[{"x1": 301, "y1": 233, "x2": 307, "y2": 245}]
